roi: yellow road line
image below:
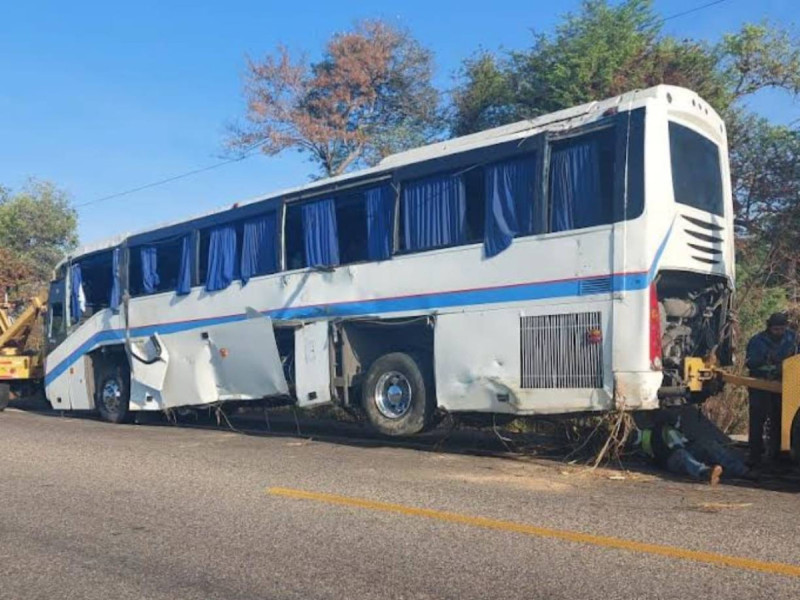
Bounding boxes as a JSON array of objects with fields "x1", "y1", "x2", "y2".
[{"x1": 267, "y1": 486, "x2": 800, "y2": 579}]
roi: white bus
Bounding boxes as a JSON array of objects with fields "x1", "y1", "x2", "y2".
[{"x1": 43, "y1": 85, "x2": 735, "y2": 436}]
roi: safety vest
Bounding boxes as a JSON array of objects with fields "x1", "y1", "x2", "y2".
[
  {"x1": 641, "y1": 425, "x2": 685, "y2": 465},
  {"x1": 641, "y1": 429, "x2": 654, "y2": 457}
]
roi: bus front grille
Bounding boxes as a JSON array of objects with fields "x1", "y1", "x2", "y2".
[{"x1": 520, "y1": 312, "x2": 604, "y2": 389}]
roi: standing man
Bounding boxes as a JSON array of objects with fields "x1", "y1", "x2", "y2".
[{"x1": 745, "y1": 313, "x2": 797, "y2": 465}]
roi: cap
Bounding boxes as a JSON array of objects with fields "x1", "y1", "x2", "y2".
[{"x1": 767, "y1": 313, "x2": 788, "y2": 327}]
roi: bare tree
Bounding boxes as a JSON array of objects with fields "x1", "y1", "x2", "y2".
[{"x1": 229, "y1": 20, "x2": 442, "y2": 178}]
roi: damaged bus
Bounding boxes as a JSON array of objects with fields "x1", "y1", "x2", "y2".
[{"x1": 43, "y1": 84, "x2": 735, "y2": 435}]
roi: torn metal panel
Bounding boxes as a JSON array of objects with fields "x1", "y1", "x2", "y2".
[
  {"x1": 129, "y1": 313, "x2": 288, "y2": 410},
  {"x1": 294, "y1": 321, "x2": 333, "y2": 408},
  {"x1": 129, "y1": 334, "x2": 169, "y2": 391}
]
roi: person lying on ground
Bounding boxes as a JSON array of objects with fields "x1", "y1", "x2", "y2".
[{"x1": 631, "y1": 415, "x2": 754, "y2": 485}]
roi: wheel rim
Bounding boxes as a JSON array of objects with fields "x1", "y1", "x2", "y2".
[
  {"x1": 374, "y1": 371, "x2": 413, "y2": 419},
  {"x1": 101, "y1": 378, "x2": 122, "y2": 414}
]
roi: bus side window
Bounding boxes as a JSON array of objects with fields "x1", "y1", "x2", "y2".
[
  {"x1": 463, "y1": 167, "x2": 485, "y2": 243},
  {"x1": 47, "y1": 277, "x2": 67, "y2": 347},
  {"x1": 336, "y1": 193, "x2": 369, "y2": 265},
  {"x1": 130, "y1": 237, "x2": 188, "y2": 296},
  {"x1": 400, "y1": 172, "x2": 468, "y2": 252},
  {"x1": 284, "y1": 204, "x2": 305, "y2": 270},
  {"x1": 75, "y1": 251, "x2": 113, "y2": 317},
  {"x1": 199, "y1": 224, "x2": 241, "y2": 291},
  {"x1": 397, "y1": 169, "x2": 485, "y2": 252},
  {"x1": 548, "y1": 127, "x2": 616, "y2": 232},
  {"x1": 155, "y1": 238, "x2": 185, "y2": 293}
]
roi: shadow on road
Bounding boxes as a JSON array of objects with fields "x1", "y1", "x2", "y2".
[{"x1": 9, "y1": 396, "x2": 800, "y2": 494}]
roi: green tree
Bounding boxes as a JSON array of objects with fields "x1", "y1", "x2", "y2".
[
  {"x1": 452, "y1": 1, "x2": 729, "y2": 135},
  {"x1": 229, "y1": 19, "x2": 442, "y2": 178},
  {"x1": 452, "y1": 2, "x2": 800, "y2": 133},
  {"x1": 0, "y1": 179, "x2": 78, "y2": 295}
]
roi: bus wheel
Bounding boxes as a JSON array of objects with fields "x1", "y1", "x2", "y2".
[
  {"x1": 362, "y1": 352, "x2": 435, "y2": 437},
  {"x1": 0, "y1": 383, "x2": 9, "y2": 411},
  {"x1": 96, "y1": 363, "x2": 130, "y2": 424}
]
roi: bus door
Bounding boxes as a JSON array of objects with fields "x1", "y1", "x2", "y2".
[{"x1": 45, "y1": 278, "x2": 68, "y2": 352}]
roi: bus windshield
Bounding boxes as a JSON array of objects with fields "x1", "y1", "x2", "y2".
[{"x1": 669, "y1": 121, "x2": 724, "y2": 216}]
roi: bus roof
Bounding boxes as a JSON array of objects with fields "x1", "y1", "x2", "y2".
[{"x1": 65, "y1": 84, "x2": 720, "y2": 263}]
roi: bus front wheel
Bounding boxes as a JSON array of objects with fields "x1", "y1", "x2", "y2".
[
  {"x1": 95, "y1": 362, "x2": 131, "y2": 424},
  {"x1": 362, "y1": 352, "x2": 435, "y2": 437}
]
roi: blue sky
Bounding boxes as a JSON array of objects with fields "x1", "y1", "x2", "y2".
[{"x1": 1, "y1": 0, "x2": 796, "y2": 245}]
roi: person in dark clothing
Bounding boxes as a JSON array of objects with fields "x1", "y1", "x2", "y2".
[
  {"x1": 745, "y1": 313, "x2": 798, "y2": 464},
  {"x1": 633, "y1": 415, "x2": 750, "y2": 484}
]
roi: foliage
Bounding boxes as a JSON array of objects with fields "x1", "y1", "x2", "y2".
[
  {"x1": 0, "y1": 179, "x2": 77, "y2": 299},
  {"x1": 230, "y1": 19, "x2": 442, "y2": 178},
  {"x1": 451, "y1": 2, "x2": 800, "y2": 135},
  {"x1": 451, "y1": 0, "x2": 729, "y2": 135},
  {"x1": 719, "y1": 23, "x2": 800, "y2": 99}
]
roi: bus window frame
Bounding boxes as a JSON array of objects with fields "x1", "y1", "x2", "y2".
[
  {"x1": 667, "y1": 119, "x2": 724, "y2": 217},
  {"x1": 392, "y1": 136, "x2": 546, "y2": 257},
  {"x1": 542, "y1": 109, "x2": 646, "y2": 233}
]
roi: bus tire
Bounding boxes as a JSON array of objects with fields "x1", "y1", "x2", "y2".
[
  {"x1": 0, "y1": 383, "x2": 9, "y2": 411},
  {"x1": 95, "y1": 362, "x2": 131, "y2": 424},
  {"x1": 362, "y1": 352, "x2": 435, "y2": 437}
]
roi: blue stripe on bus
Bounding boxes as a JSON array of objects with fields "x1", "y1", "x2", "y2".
[{"x1": 44, "y1": 226, "x2": 675, "y2": 387}]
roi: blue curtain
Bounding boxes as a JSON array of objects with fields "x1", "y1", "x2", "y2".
[
  {"x1": 484, "y1": 156, "x2": 537, "y2": 257},
  {"x1": 141, "y1": 246, "x2": 160, "y2": 294},
  {"x1": 70, "y1": 263, "x2": 83, "y2": 324},
  {"x1": 302, "y1": 199, "x2": 340, "y2": 267},
  {"x1": 241, "y1": 213, "x2": 278, "y2": 284},
  {"x1": 176, "y1": 234, "x2": 193, "y2": 295},
  {"x1": 365, "y1": 185, "x2": 394, "y2": 261},
  {"x1": 550, "y1": 141, "x2": 604, "y2": 232},
  {"x1": 206, "y1": 225, "x2": 237, "y2": 291},
  {"x1": 109, "y1": 248, "x2": 121, "y2": 311},
  {"x1": 402, "y1": 174, "x2": 466, "y2": 251}
]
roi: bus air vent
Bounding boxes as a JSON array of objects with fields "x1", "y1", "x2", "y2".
[
  {"x1": 690, "y1": 255, "x2": 721, "y2": 265},
  {"x1": 579, "y1": 276, "x2": 613, "y2": 296},
  {"x1": 520, "y1": 312, "x2": 604, "y2": 389},
  {"x1": 687, "y1": 243, "x2": 722, "y2": 256},
  {"x1": 682, "y1": 214, "x2": 724, "y2": 266},
  {"x1": 681, "y1": 214, "x2": 723, "y2": 231},
  {"x1": 684, "y1": 229, "x2": 723, "y2": 244}
]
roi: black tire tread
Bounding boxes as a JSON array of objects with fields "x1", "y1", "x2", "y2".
[
  {"x1": 95, "y1": 360, "x2": 131, "y2": 424},
  {"x1": 362, "y1": 352, "x2": 435, "y2": 437}
]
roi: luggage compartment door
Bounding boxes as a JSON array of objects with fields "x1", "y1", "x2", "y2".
[{"x1": 294, "y1": 321, "x2": 333, "y2": 408}]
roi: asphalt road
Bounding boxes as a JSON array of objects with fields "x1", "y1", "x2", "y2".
[{"x1": 2, "y1": 407, "x2": 799, "y2": 600}]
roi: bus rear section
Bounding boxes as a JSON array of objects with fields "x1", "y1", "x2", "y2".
[{"x1": 651, "y1": 93, "x2": 735, "y2": 402}]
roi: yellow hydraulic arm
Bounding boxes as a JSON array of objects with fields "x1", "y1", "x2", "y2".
[
  {"x1": 685, "y1": 355, "x2": 800, "y2": 456},
  {"x1": 0, "y1": 296, "x2": 43, "y2": 350},
  {"x1": 0, "y1": 297, "x2": 45, "y2": 383}
]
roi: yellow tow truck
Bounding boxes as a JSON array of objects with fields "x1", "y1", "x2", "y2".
[
  {"x1": 0, "y1": 297, "x2": 45, "y2": 410},
  {"x1": 685, "y1": 354, "x2": 800, "y2": 463}
]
